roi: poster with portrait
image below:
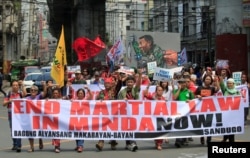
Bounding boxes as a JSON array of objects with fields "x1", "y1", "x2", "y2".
[{"x1": 125, "y1": 31, "x2": 181, "y2": 70}]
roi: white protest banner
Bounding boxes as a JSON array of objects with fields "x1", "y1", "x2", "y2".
[
  {"x1": 147, "y1": 61, "x2": 157, "y2": 74},
  {"x1": 170, "y1": 66, "x2": 183, "y2": 74},
  {"x1": 118, "y1": 66, "x2": 134, "y2": 75},
  {"x1": 12, "y1": 96, "x2": 244, "y2": 140},
  {"x1": 232, "y1": 71, "x2": 242, "y2": 86},
  {"x1": 67, "y1": 65, "x2": 81, "y2": 72},
  {"x1": 153, "y1": 67, "x2": 173, "y2": 81},
  {"x1": 153, "y1": 67, "x2": 183, "y2": 82}
]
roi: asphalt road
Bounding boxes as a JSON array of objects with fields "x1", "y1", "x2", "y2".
[{"x1": 0, "y1": 83, "x2": 250, "y2": 158}]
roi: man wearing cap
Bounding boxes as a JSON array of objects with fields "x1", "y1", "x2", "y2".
[
  {"x1": 90, "y1": 71, "x2": 104, "y2": 84},
  {"x1": 173, "y1": 77, "x2": 195, "y2": 148},
  {"x1": 71, "y1": 70, "x2": 87, "y2": 84}
]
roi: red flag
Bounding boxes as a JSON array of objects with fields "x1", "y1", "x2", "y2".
[{"x1": 72, "y1": 36, "x2": 106, "y2": 61}]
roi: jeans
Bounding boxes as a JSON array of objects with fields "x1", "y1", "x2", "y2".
[
  {"x1": 76, "y1": 140, "x2": 84, "y2": 147},
  {"x1": 8, "y1": 112, "x2": 22, "y2": 147}
]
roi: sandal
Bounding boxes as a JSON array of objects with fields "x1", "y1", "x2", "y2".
[
  {"x1": 27, "y1": 148, "x2": 34, "y2": 152},
  {"x1": 54, "y1": 147, "x2": 60, "y2": 153},
  {"x1": 157, "y1": 145, "x2": 162, "y2": 150},
  {"x1": 77, "y1": 146, "x2": 83, "y2": 153}
]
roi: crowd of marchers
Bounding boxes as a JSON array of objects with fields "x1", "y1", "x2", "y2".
[{"x1": 1, "y1": 64, "x2": 250, "y2": 153}]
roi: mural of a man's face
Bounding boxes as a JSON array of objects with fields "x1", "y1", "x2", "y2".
[{"x1": 138, "y1": 38, "x2": 152, "y2": 53}]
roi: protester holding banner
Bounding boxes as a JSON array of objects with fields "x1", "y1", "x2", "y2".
[
  {"x1": 95, "y1": 77, "x2": 119, "y2": 151},
  {"x1": 240, "y1": 73, "x2": 250, "y2": 124},
  {"x1": 118, "y1": 69, "x2": 143, "y2": 152},
  {"x1": 26, "y1": 84, "x2": 48, "y2": 152},
  {"x1": 143, "y1": 84, "x2": 165, "y2": 150},
  {"x1": 50, "y1": 88, "x2": 63, "y2": 153},
  {"x1": 173, "y1": 78, "x2": 195, "y2": 148},
  {"x1": 159, "y1": 81, "x2": 173, "y2": 101},
  {"x1": 3, "y1": 80, "x2": 27, "y2": 152},
  {"x1": 74, "y1": 87, "x2": 93, "y2": 153},
  {"x1": 220, "y1": 77, "x2": 240, "y2": 142},
  {"x1": 195, "y1": 75, "x2": 219, "y2": 145}
]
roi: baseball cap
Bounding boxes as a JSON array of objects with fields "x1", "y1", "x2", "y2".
[{"x1": 75, "y1": 70, "x2": 81, "y2": 74}]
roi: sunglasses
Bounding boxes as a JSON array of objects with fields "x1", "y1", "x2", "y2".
[{"x1": 30, "y1": 89, "x2": 38, "y2": 92}]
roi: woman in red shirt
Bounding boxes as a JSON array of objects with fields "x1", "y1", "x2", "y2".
[{"x1": 144, "y1": 85, "x2": 165, "y2": 150}]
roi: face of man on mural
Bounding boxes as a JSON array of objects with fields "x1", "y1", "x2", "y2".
[{"x1": 139, "y1": 38, "x2": 152, "y2": 53}]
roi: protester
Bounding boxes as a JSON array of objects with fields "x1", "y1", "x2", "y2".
[
  {"x1": 90, "y1": 71, "x2": 104, "y2": 84},
  {"x1": 219, "y1": 77, "x2": 239, "y2": 142},
  {"x1": 3, "y1": 80, "x2": 27, "y2": 152},
  {"x1": 82, "y1": 68, "x2": 91, "y2": 80},
  {"x1": 241, "y1": 73, "x2": 250, "y2": 124},
  {"x1": 50, "y1": 88, "x2": 63, "y2": 153},
  {"x1": 159, "y1": 81, "x2": 173, "y2": 101},
  {"x1": 26, "y1": 84, "x2": 47, "y2": 152},
  {"x1": 95, "y1": 77, "x2": 119, "y2": 151},
  {"x1": 118, "y1": 69, "x2": 143, "y2": 152},
  {"x1": 195, "y1": 75, "x2": 219, "y2": 145},
  {"x1": 144, "y1": 84, "x2": 165, "y2": 150},
  {"x1": 73, "y1": 86, "x2": 93, "y2": 153},
  {"x1": 71, "y1": 70, "x2": 87, "y2": 84},
  {"x1": 173, "y1": 77, "x2": 195, "y2": 148}
]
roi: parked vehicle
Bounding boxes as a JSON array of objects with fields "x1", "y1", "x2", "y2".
[
  {"x1": 40, "y1": 66, "x2": 52, "y2": 73},
  {"x1": 23, "y1": 72, "x2": 43, "y2": 95},
  {"x1": 34, "y1": 72, "x2": 55, "y2": 92}
]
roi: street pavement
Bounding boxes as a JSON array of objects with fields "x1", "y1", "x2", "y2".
[{"x1": 0, "y1": 81, "x2": 250, "y2": 158}]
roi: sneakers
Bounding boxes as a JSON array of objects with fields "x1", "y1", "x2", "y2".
[
  {"x1": 127, "y1": 143, "x2": 138, "y2": 152},
  {"x1": 110, "y1": 141, "x2": 118, "y2": 150},
  {"x1": 11, "y1": 146, "x2": 17, "y2": 150},
  {"x1": 175, "y1": 142, "x2": 181, "y2": 148},
  {"x1": 96, "y1": 141, "x2": 104, "y2": 151}
]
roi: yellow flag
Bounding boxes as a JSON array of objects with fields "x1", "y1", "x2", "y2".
[{"x1": 51, "y1": 26, "x2": 67, "y2": 87}]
